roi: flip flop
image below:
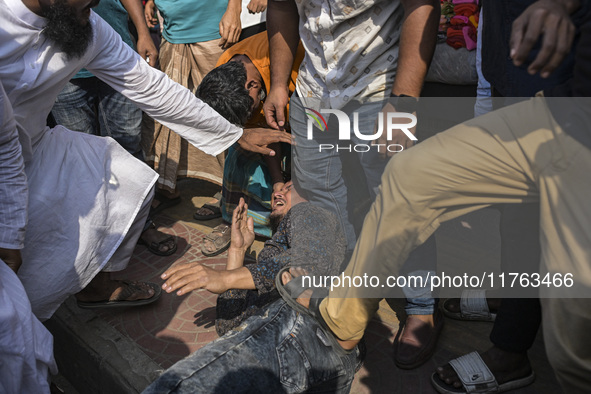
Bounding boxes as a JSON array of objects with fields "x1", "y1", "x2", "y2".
[
  {"x1": 430, "y1": 351, "x2": 535, "y2": 393},
  {"x1": 194, "y1": 192, "x2": 222, "y2": 221},
  {"x1": 201, "y1": 224, "x2": 231, "y2": 257},
  {"x1": 441, "y1": 290, "x2": 496, "y2": 322},
  {"x1": 77, "y1": 281, "x2": 161, "y2": 309}
]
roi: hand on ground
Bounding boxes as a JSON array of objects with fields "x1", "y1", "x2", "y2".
[{"x1": 161, "y1": 263, "x2": 228, "y2": 295}]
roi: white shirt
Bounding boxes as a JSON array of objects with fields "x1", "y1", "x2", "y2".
[
  {"x1": 0, "y1": 261, "x2": 57, "y2": 394},
  {"x1": 0, "y1": 82, "x2": 27, "y2": 250},
  {"x1": 0, "y1": 0, "x2": 243, "y2": 164},
  {"x1": 285, "y1": 0, "x2": 404, "y2": 108}
]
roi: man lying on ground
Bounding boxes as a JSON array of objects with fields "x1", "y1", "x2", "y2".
[{"x1": 144, "y1": 182, "x2": 366, "y2": 393}]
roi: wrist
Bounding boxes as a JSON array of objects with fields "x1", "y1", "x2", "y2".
[
  {"x1": 228, "y1": 246, "x2": 248, "y2": 258},
  {"x1": 564, "y1": 0, "x2": 581, "y2": 14},
  {"x1": 390, "y1": 93, "x2": 419, "y2": 113}
]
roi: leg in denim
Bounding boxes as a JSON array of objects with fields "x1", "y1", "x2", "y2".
[
  {"x1": 97, "y1": 78, "x2": 143, "y2": 159},
  {"x1": 143, "y1": 300, "x2": 363, "y2": 394},
  {"x1": 52, "y1": 79, "x2": 99, "y2": 135}
]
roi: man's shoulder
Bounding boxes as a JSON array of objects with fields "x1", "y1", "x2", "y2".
[{"x1": 290, "y1": 202, "x2": 339, "y2": 228}]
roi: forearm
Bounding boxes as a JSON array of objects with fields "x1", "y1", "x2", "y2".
[
  {"x1": 226, "y1": 247, "x2": 247, "y2": 270},
  {"x1": 120, "y1": 0, "x2": 152, "y2": 41},
  {"x1": 392, "y1": 0, "x2": 440, "y2": 96},
  {"x1": 223, "y1": 267, "x2": 257, "y2": 290},
  {"x1": 263, "y1": 142, "x2": 284, "y2": 185},
  {"x1": 267, "y1": 0, "x2": 300, "y2": 90}
]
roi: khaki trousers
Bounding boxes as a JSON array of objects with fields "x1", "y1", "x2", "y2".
[{"x1": 319, "y1": 97, "x2": 591, "y2": 391}]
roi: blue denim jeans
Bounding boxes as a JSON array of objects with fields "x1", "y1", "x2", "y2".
[
  {"x1": 52, "y1": 77, "x2": 143, "y2": 158},
  {"x1": 289, "y1": 97, "x2": 386, "y2": 252},
  {"x1": 143, "y1": 300, "x2": 363, "y2": 394}
]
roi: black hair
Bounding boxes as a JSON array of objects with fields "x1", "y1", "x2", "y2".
[{"x1": 196, "y1": 61, "x2": 253, "y2": 126}]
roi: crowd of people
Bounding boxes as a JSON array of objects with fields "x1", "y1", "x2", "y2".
[{"x1": 1, "y1": 0, "x2": 590, "y2": 393}]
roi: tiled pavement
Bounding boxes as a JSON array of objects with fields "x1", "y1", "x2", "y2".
[{"x1": 48, "y1": 179, "x2": 561, "y2": 393}]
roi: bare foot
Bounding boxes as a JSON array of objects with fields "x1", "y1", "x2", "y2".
[
  {"x1": 436, "y1": 346, "x2": 532, "y2": 389},
  {"x1": 194, "y1": 194, "x2": 222, "y2": 219},
  {"x1": 76, "y1": 272, "x2": 155, "y2": 303},
  {"x1": 280, "y1": 267, "x2": 359, "y2": 351}
]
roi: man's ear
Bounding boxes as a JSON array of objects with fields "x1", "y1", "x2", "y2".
[{"x1": 246, "y1": 79, "x2": 259, "y2": 90}]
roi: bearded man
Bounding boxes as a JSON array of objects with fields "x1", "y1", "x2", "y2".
[{"x1": 0, "y1": 0, "x2": 291, "y2": 323}]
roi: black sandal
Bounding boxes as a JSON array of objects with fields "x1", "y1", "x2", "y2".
[
  {"x1": 194, "y1": 192, "x2": 222, "y2": 221},
  {"x1": 139, "y1": 220, "x2": 177, "y2": 256}
]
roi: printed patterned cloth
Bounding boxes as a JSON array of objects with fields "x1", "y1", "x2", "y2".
[{"x1": 284, "y1": 0, "x2": 405, "y2": 108}]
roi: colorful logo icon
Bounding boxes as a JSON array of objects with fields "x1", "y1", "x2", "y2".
[{"x1": 305, "y1": 107, "x2": 328, "y2": 132}]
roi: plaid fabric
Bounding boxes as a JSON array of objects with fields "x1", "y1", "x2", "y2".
[{"x1": 220, "y1": 145, "x2": 273, "y2": 238}]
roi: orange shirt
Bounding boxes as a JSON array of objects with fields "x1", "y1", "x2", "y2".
[{"x1": 216, "y1": 31, "x2": 305, "y2": 128}]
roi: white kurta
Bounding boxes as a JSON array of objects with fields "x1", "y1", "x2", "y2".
[
  {"x1": 0, "y1": 261, "x2": 58, "y2": 393},
  {"x1": 0, "y1": 0, "x2": 243, "y2": 320}
]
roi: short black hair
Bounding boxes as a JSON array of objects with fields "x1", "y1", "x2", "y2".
[{"x1": 196, "y1": 61, "x2": 253, "y2": 126}]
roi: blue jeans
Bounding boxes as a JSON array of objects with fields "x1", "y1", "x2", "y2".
[
  {"x1": 290, "y1": 97, "x2": 386, "y2": 251},
  {"x1": 52, "y1": 77, "x2": 143, "y2": 158},
  {"x1": 143, "y1": 300, "x2": 363, "y2": 394}
]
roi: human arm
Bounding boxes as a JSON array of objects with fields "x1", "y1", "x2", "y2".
[
  {"x1": 263, "y1": 0, "x2": 300, "y2": 130},
  {"x1": 247, "y1": 0, "x2": 267, "y2": 14},
  {"x1": 226, "y1": 198, "x2": 255, "y2": 270},
  {"x1": 161, "y1": 263, "x2": 256, "y2": 295},
  {"x1": 262, "y1": 142, "x2": 285, "y2": 191},
  {"x1": 219, "y1": 0, "x2": 242, "y2": 49},
  {"x1": 374, "y1": 0, "x2": 439, "y2": 157},
  {"x1": 143, "y1": 0, "x2": 158, "y2": 29},
  {"x1": 0, "y1": 84, "x2": 27, "y2": 274},
  {"x1": 510, "y1": 0, "x2": 581, "y2": 78},
  {"x1": 121, "y1": 0, "x2": 158, "y2": 67},
  {"x1": 86, "y1": 16, "x2": 291, "y2": 156}
]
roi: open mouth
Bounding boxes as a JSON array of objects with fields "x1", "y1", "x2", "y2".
[{"x1": 273, "y1": 199, "x2": 285, "y2": 210}]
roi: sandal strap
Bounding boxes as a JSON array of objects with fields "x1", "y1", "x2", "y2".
[
  {"x1": 204, "y1": 225, "x2": 230, "y2": 241},
  {"x1": 142, "y1": 218, "x2": 155, "y2": 233},
  {"x1": 448, "y1": 351, "x2": 498, "y2": 393},
  {"x1": 460, "y1": 289, "x2": 491, "y2": 320}
]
